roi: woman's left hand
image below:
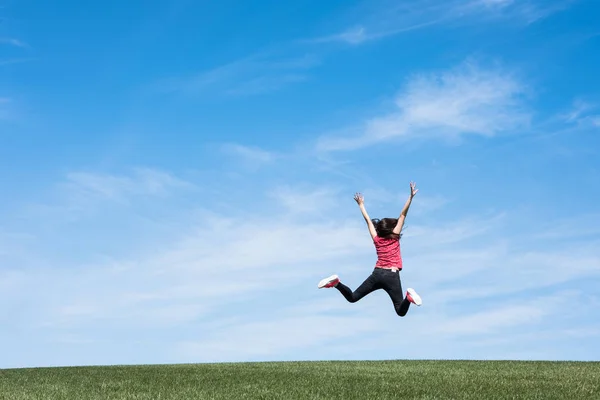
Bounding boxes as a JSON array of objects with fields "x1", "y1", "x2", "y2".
[{"x1": 410, "y1": 181, "x2": 419, "y2": 197}]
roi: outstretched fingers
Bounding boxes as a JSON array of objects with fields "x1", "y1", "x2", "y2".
[
  {"x1": 354, "y1": 192, "x2": 364, "y2": 205},
  {"x1": 410, "y1": 181, "x2": 419, "y2": 197}
]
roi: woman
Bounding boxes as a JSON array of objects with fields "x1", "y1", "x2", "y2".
[{"x1": 318, "y1": 182, "x2": 422, "y2": 317}]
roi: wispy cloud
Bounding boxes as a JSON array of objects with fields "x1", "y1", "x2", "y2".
[
  {"x1": 64, "y1": 168, "x2": 195, "y2": 203},
  {"x1": 268, "y1": 185, "x2": 341, "y2": 215},
  {"x1": 308, "y1": 0, "x2": 574, "y2": 45},
  {"x1": 317, "y1": 61, "x2": 529, "y2": 151},
  {"x1": 221, "y1": 143, "x2": 277, "y2": 165},
  {"x1": 1, "y1": 177, "x2": 372, "y2": 358},
  {"x1": 473, "y1": 0, "x2": 577, "y2": 24},
  {"x1": 531, "y1": 213, "x2": 600, "y2": 240},
  {"x1": 561, "y1": 100, "x2": 600, "y2": 129},
  {"x1": 172, "y1": 284, "x2": 595, "y2": 362},
  {"x1": 0, "y1": 97, "x2": 11, "y2": 120},
  {"x1": 0, "y1": 58, "x2": 34, "y2": 67},
  {"x1": 305, "y1": 0, "x2": 454, "y2": 45},
  {"x1": 2, "y1": 166, "x2": 599, "y2": 367},
  {"x1": 355, "y1": 185, "x2": 449, "y2": 217},
  {"x1": 176, "y1": 313, "x2": 381, "y2": 362},
  {"x1": 155, "y1": 53, "x2": 320, "y2": 97},
  {"x1": 309, "y1": 20, "x2": 443, "y2": 45},
  {"x1": 306, "y1": 290, "x2": 596, "y2": 361},
  {"x1": 431, "y1": 296, "x2": 558, "y2": 336},
  {"x1": 0, "y1": 38, "x2": 29, "y2": 48},
  {"x1": 18, "y1": 168, "x2": 198, "y2": 225},
  {"x1": 225, "y1": 74, "x2": 307, "y2": 96}
]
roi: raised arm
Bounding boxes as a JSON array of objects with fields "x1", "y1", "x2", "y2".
[
  {"x1": 393, "y1": 181, "x2": 418, "y2": 235},
  {"x1": 354, "y1": 193, "x2": 377, "y2": 239}
]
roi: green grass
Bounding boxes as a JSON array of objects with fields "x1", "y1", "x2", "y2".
[{"x1": 1, "y1": 360, "x2": 599, "y2": 399}]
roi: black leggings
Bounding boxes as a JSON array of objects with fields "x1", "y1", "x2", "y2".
[{"x1": 335, "y1": 267, "x2": 411, "y2": 317}]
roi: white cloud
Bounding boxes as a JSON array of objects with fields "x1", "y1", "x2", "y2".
[
  {"x1": 172, "y1": 288, "x2": 589, "y2": 362},
  {"x1": 309, "y1": 0, "x2": 572, "y2": 45},
  {"x1": 479, "y1": 0, "x2": 514, "y2": 6},
  {"x1": 408, "y1": 239, "x2": 600, "y2": 306},
  {"x1": 310, "y1": 20, "x2": 441, "y2": 45},
  {"x1": 268, "y1": 185, "x2": 341, "y2": 215},
  {"x1": 432, "y1": 301, "x2": 551, "y2": 335},
  {"x1": 406, "y1": 213, "x2": 506, "y2": 246},
  {"x1": 318, "y1": 62, "x2": 528, "y2": 151},
  {"x1": 176, "y1": 314, "x2": 381, "y2": 362},
  {"x1": 155, "y1": 53, "x2": 319, "y2": 97},
  {"x1": 0, "y1": 58, "x2": 33, "y2": 67},
  {"x1": 562, "y1": 100, "x2": 592, "y2": 122},
  {"x1": 0, "y1": 97, "x2": 11, "y2": 120},
  {"x1": 2, "y1": 168, "x2": 599, "y2": 367},
  {"x1": 340, "y1": 183, "x2": 448, "y2": 218},
  {"x1": 21, "y1": 168, "x2": 198, "y2": 221},
  {"x1": 531, "y1": 213, "x2": 600, "y2": 240},
  {"x1": 561, "y1": 101, "x2": 600, "y2": 129},
  {"x1": 328, "y1": 290, "x2": 596, "y2": 361},
  {"x1": 0, "y1": 38, "x2": 28, "y2": 48},
  {"x1": 1, "y1": 176, "x2": 371, "y2": 334},
  {"x1": 410, "y1": 194, "x2": 449, "y2": 215},
  {"x1": 327, "y1": 26, "x2": 369, "y2": 45},
  {"x1": 225, "y1": 74, "x2": 307, "y2": 96},
  {"x1": 487, "y1": 0, "x2": 575, "y2": 23},
  {"x1": 306, "y1": 1, "x2": 453, "y2": 45},
  {"x1": 221, "y1": 143, "x2": 277, "y2": 166},
  {"x1": 64, "y1": 168, "x2": 194, "y2": 201}
]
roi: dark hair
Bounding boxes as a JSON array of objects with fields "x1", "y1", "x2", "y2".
[{"x1": 371, "y1": 218, "x2": 402, "y2": 240}]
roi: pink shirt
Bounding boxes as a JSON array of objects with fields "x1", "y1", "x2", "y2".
[{"x1": 373, "y1": 236, "x2": 402, "y2": 270}]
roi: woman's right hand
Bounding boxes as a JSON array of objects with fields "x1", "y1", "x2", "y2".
[{"x1": 354, "y1": 192, "x2": 364, "y2": 206}]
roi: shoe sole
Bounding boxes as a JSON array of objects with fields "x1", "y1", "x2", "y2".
[
  {"x1": 407, "y1": 288, "x2": 422, "y2": 306},
  {"x1": 318, "y1": 274, "x2": 339, "y2": 288}
]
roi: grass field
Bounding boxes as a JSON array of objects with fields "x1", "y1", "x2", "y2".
[{"x1": 1, "y1": 360, "x2": 599, "y2": 399}]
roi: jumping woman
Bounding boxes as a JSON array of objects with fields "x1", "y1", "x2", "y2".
[{"x1": 318, "y1": 181, "x2": 422, "y2": 317}]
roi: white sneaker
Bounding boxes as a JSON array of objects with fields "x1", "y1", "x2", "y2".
[
  {"x1": 318, "y1": 274, "x2": 340, "y2": 288},
  {"x1": 406, "y1": 288, "x2": 422, "y2": 306}
]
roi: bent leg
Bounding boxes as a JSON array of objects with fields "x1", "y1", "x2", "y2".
[
  {"x1": 381, "y1": 271, "x2": 411, "y2": 317},
  {"x1": 336, "y1": 273, "x2": 380, "y2": 303}
]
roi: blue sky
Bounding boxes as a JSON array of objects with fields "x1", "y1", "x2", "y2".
[{"x1": 1, "y1": 0, "x2": 600, "y2": 368}]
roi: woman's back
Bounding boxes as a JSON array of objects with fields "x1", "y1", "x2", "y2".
[{"x1": 373, "y1": 236, "x2": 402, "y2": 269}]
